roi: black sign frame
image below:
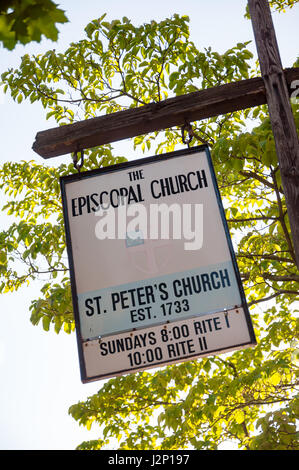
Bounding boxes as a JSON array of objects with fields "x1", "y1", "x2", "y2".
[{"x1": 60, "y1": 144, "x2": 256, "y2": 383}]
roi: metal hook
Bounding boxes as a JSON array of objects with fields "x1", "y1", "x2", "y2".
[
  {"x1": 181, "y1": 122, "x2": 194, "y2": 147},
  {"x1": 73, "y1": 149, "x2": 84, "y2": 173}
]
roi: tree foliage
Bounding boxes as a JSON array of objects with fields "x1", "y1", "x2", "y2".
[
  {"x1": 267, "y1": 0, "x2": 299, "y2": 11},
  {"x1": 245, "y1": 0, "x2": 299, "y2": 17},
  {"x1": 0, "y1": 10, "x2": 298, "y2": 450},
  {"x1": 0, "y1": 0, "x2": 68, "y2": 50}
]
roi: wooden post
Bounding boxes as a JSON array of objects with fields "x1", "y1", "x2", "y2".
[{"x1": 248, "y1": 0, "x2": 299, "y2": 268}]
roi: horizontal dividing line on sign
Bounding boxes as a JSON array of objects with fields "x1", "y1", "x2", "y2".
[{"x1": 32, "y1": 67, "x2": 299, "y2": 159}]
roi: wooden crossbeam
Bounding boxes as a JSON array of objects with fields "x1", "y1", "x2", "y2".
[{"x1": 32, "y1": 67, "x2": 299, "y2": 159}]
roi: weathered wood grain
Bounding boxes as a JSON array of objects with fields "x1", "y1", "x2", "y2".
[{"x1": 248, "y1": 0, "x2": 299, "y2": 268}]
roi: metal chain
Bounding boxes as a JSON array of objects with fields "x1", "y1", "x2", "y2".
[
  {"x1": 181, "y1": 122, "x2": 194, "y2": 147},
  {"x1": 72, "y1": 149, "x2": 84, "y2": 173},
  {"x1": 181, "y1": 122, "x2": 210, "y2": 148}
]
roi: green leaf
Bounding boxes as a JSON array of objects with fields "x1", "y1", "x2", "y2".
[
  {"x1": 235, "y1": 410, "x2": 245, "y2": 424},
  {"x1": 0, "y1": 0, "x2": 68, "y2": 50},
  {"x1": 42, "y1": 315, "x2": 51, "y2": 331},
  {"x1": 269, "y1": 372, "x2": 281, "y2": 386},
  {"x1": 0, "y1": 251, "x2": 7, "y2": 264}
]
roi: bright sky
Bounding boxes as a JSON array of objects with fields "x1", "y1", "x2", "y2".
[{"x1": 0, "y1": 0, "x2": 298, "y2": 450}]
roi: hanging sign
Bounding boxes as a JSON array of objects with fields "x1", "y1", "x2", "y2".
[{"x1": 60, "y1": 145, "x2": 256, "y2": 383}]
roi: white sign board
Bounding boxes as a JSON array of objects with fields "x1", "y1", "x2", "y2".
[{"x1": 60, "y1": 145, "x2": 256, "y2": 382}]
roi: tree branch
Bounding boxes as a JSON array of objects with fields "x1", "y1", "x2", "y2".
[
  {"x1": 237, "y1": 253, "x2": 294, "y2": 264},
  {"x1": 228, "y1": 215, "x2": 278, "y2": 223},
  {"x1": 247, "y1": 289, "x2": 299, "y2": 306},
  {"x1": 271, "y1": 168, "x2": 296, "y2": 263}
]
